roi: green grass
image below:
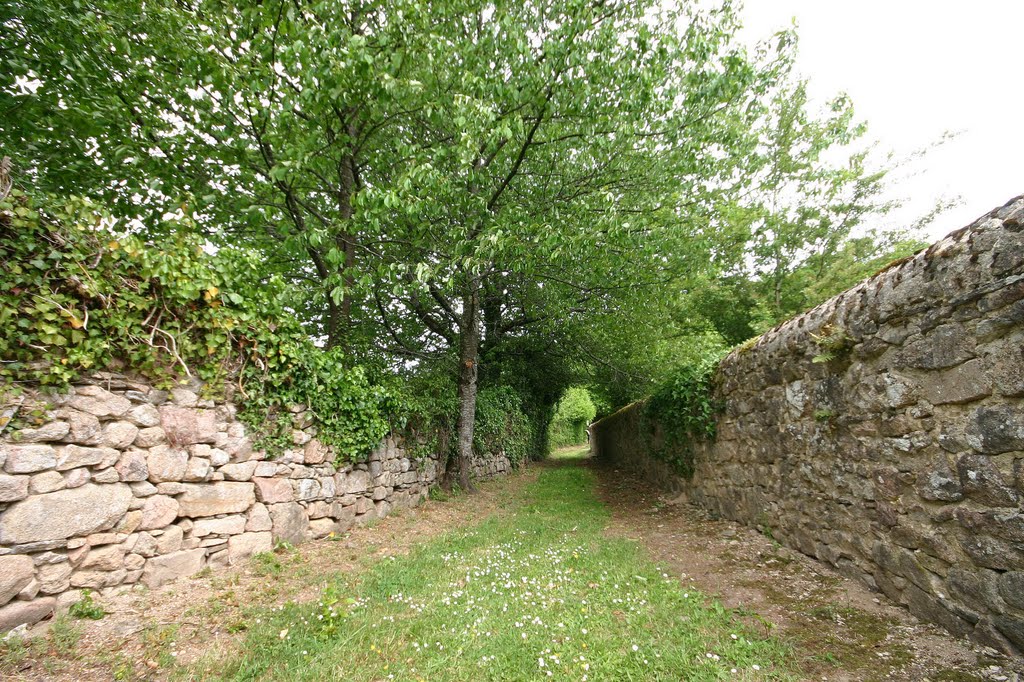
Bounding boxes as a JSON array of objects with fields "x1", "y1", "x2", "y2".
[
  {"x1": 187, "y1": 449, "x2": 794, "y2": 680},
  {"x1": 251, "y1": 551, "x2": 284, "y2": 577},
  {"x1": 0, "y1": 614, "x2": 82, "y2": 678}
]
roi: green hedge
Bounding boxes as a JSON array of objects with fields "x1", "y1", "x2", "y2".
[
  {"x1": 641, "y1": 353, "x2": 723, "y2": 477},
  {"x1": 474, "y1": 386, "x2": 534, "y2": 467}
]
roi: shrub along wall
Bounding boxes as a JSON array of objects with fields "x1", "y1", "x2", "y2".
[
  {"x1": 0, "y1": 374, "x2": 511, "y2": 633},
  {"x1": 592, "y1": 196, "x2": 1024, "y2": 655}
]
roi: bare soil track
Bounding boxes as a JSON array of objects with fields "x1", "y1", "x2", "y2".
[{"x1": 589, "y1": 453, "x2": 1022, "y2": 681}]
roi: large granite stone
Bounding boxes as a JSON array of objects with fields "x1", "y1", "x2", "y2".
[
  {"x1": 899, "y1": 324, "x2": 975, "y2": 370},
  {"x1": 159, "y1": 406, "x2": 218, "y2": 445},
  {"x1": 309, "y1": 518, "x2": 337, "y2": 539},
  {"x1": 69, "y1": 385, "x2": 131, "y2": 417},
  {"x1": 62, "y1": 409, "x2": 101, "y2": 445},
  {"x1": 147, "y1": 445, "x2": 188, "y2": 483},
  {"x1": 988, "y1": 333, "x2": 1024, "y2": 397},
  {"x1": 344, "y1": 469, "x2": 372, "y2": 494},
  {"x1": 993, "y1": 615, "x2": 1024, "y2": 653},
  {"x1": 253, "y1": 477, "x2": 293, "y2": 503},
  {"x1": 56, "y1": 445, "x2": 118, "y2": 471},
  {"x1": 126, "y1": 403, "x2": 161, "y2": 428},
  {"x1": 219, "y1": 462, "x2": 257, "y2": 482},
  {"x1": 184, "y1": 457, "x2": 212, "y2": 482},
  {"x1": 916, "y1": 458, "x2": 963, "y2": 502},
  {"x1": 998, "y1": 572, "x2": 1024, "y2": 610},
  {"x1": 154, "y1": 525, "x2": 184, "y2": 555},
  {"x1": 304, "y1": 439, "x2": 329, "y2": 465},
  {"x1": 0, "y1": 597, "x2": 55, "y2": 633},
  {"x1": 37, "y1": 562, "x2": 72, "y2": 595},
  {"x1": 919, "y1": 359, "x2": 992, "y2": 405},
  {"x1": 29, "y1": 470, "x2": 64, "y2": 495},
  {"x1": 12, "y1": 422, "x2": 69, "y2": 443},
  {"x1": 176, "y1": 482, "x2": 255, "y2": 517},
  {"x1": 140, "y1": 548, "x2": 206, "y2": 588},
  {"x1": 133, "y1": 426, "x2": 166, "y2": 448},
  {"x1": 294, "y1": 478, "x2": 320, "y2": 501},
  {"x1": 957, "y1": 454, "x2": 1019, "y2": 507},
  {"x1": 139, "y1": 495, "x2": 180, "y2": 530},
  {"x1": 0, "y1": 556, "x2": 35, "y2": 606},
  {"x1": 227, "y1": 531, "x2": 272, "y2": 564},
  {"x1": 0, "y1": 484, "x2": 132, "y2": 544},
  {"x1": 0, "y1": 474, "x2": 29, "y2": 502},
  {"x1": 966, "y1": 406, "x2": 1024, "y2": 454},
  {"x1": 269, "y1": 502, "x2": 307, "y2": 545},
  {"x1": 115, "y1": 450, "x2": 149, "y2": 482},
  {"x1": 2, "y1": 445, "x2": 57, "y2": 474},
  {"x1": 245, "y1": 503, "x2": 272, "y2": 532},
  {"x1": 193, "y1": 515, "x2": 245, "y2": 537},
  {"x1": 79, "y1": 544, "x2": 126, "y2": 571},
  {"x1": 101, "y1": 421, "x2": 139, "y2": 449}
]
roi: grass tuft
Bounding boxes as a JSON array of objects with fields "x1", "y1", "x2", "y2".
[{"x1": 68, "y1": 589, "x2": 105, "y2": 620}]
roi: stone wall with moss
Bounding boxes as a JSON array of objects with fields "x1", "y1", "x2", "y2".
[
  {"x1": 0, "y1": 376, "x2": 511, "y2": 633},
  {"x1": 593, "y1": 196, "x2": 1024, "y2": 655}
]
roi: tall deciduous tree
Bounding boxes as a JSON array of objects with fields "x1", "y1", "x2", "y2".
[
  {"x1": 740, "y1": 78, "x2": 894, "y2": 316},
  {"x1": 355, "y1": 0, "x2": 786, "y2": 487},
  {"x1": 10, "y1": 0, "x2": 877, "y2": 486},
  {"x1": 5, "y1": 0, "x2": 445, "y2": 349}
]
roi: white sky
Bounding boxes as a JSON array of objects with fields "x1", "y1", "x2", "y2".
[{"x1": 739, "y1": 1, "x2": 1024, "y2": 241}]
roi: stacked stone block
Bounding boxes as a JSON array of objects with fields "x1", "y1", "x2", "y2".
[
  {"x1": 0, "y1": 378, "x2": 512, "y2": 632},
  {"x1": 593, "y1": 196, "x2": 1024, "y2": 655}
]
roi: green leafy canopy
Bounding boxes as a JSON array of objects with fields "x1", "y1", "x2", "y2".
[{"x1": 1, "y1": 0, "x2": 935, "y2": 473}]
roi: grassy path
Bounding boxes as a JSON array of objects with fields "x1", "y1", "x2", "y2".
[
  {"x1": 189, "y1": 447, "x2": 792, "y2": 681},
  {"x1": 3, "y1": 447, "x2": 999, "y2": 681}
]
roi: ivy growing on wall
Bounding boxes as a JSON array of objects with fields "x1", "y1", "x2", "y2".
[
  {"x1": 473, "y1": 386, "x2": 533, "y2": 468},
  {"x1": 397, "y1": 367, "x2": 536, "y2": 476},
  {"x1": 641, "y1": 353, "x2": 724, "y2": 478},
  {"x1": 0, "y1": 191, "x2": 397, "y2": 464}
]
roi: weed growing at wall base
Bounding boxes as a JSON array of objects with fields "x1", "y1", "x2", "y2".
[
  {"x1": 190, "y1": 449, "x2": 794, "y2": 680},
  {"x1": 68, "y1": 590, "x2": 104, "y2": 620}
]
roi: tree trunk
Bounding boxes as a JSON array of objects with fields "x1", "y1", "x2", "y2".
[
  {"x1": 453, "y1": 278, "x2": 481, "y2": 492},
  {"x1": 325, "y1": 297, "x2": 342, "y2": 348},
  {"x1": 481, "y1": 280, "x2": 502, "y2": 351},
  {"x1": 328, "y1": 153, "x2": 358, "y2": 351}
]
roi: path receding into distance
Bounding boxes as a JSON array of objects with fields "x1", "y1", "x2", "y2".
[{"x1": 3, "y1": 447, "x2": 1010, "y2": 681}]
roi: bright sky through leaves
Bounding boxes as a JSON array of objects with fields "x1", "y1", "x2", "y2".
[{"x1": 740, "y1": 0, "x2": 1024, "y2": 241}]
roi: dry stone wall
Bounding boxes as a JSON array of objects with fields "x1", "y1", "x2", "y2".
[
  {"x1": 0, "y1": 378, "x2": 511, "y2": 632},
  {"x1": 592, "y1": 196, "x2": 1024, "y2": 655}
]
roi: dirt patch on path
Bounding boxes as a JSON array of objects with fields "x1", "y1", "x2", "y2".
[
  {"x1": 1, "y1": 466, "x2": 538, "y2": 682},
  {"x1": 590, "y1": 455, "x2": 1021, "y2": 682}
]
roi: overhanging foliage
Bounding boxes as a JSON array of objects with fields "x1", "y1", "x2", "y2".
[{"x1": 1, "y1": 0, "x2": 939, "y2": 481}]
